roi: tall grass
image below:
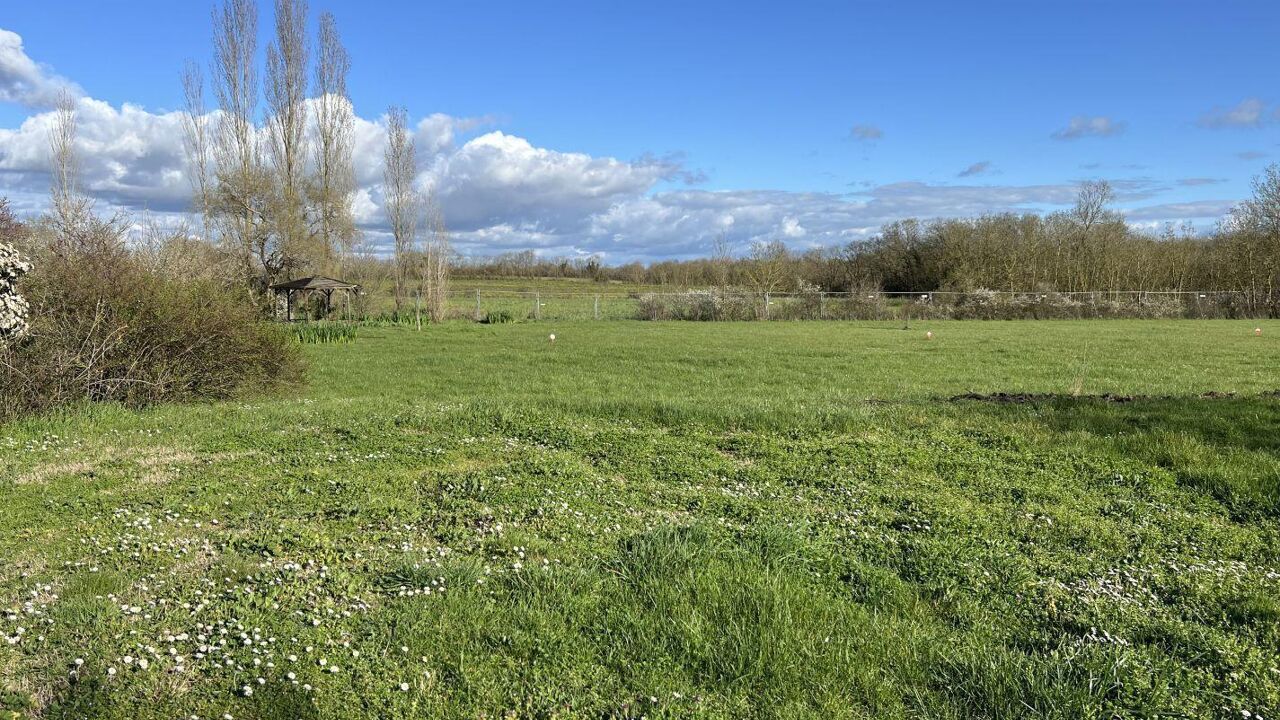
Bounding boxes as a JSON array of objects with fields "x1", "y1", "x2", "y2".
[{"x1": 292, "y1": 321, "x2": 358, "y2": 344}]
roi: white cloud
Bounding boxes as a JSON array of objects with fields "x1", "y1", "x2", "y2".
[
  {"x1": 0, "y1": 96, "x2": 189, "y2": 210},
  {"x1": 431, "y1": 131, "x2": 675, "y2": 233},
  {"x1": 849, "y1": 124, "x2": 883, "y2": 141},
  {"x1": 1051, "y1": 116, "x2": 1126, "y2": 140},
  {"x1": 780, "y1": 216, "x2": 806, "y2": 238},
  {"x1": 1198, "y1": 98, "x2": 1272, "y2": 129},
  {"x1": 0, "y1": 29, "x2": 81, "y2": 108}
]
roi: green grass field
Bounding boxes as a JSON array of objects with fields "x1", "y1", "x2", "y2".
[{"x1": 2, "y1": 320, "x2": 1279, "y2": 718}]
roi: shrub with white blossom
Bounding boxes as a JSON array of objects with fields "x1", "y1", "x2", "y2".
[{"x1": 0, "y1": 241, "x2": 31, "y2": 344}]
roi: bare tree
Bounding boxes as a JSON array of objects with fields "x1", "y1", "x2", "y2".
[
  {"x1": 711, "y1": 230, "x2": 733, "y2": 291},
  {"x1": 265, "y1": 0, "x2": 312, "y2": 280},
  {"x1": 419, "y1": 191, "x2": 451, "y2": 323},
  {"x1": 180, "y1": 61, "x2": 212, "y2": 243},
  {"x1": 211, "y1": 0, "x2": 268, "y2": 294},
  {"x1": 746, "y1": 240, "x2": 790, "y2": 294},
  {"x1": 49, "y1": 89, "x2": 89, "y2": 233},
  {"x1": 1071, "y1": 180, "x2": 1115, "y2": 233},
  {"x1": 1231, "y1": 163, "x2": 1280, "y2": 238},
  {"x1": 383, "y1": 106, "x2": 418, "y2": 312},
  {"x1": 312, "y1": 10, "x2": 356, "y2": 276}
]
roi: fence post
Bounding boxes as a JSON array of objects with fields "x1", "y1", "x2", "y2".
[
  {"x1": 534, "y1": 292, "x2": 541, "y2": 320},
  {"x1": 415, "y1": 290, "x2": 422, "y2": 331},
  {"x1": 475, "y1": 289, "x2": 481, "y2": 319},
  {"x1": 594, "y1": 295, "x2": 600, "y2": 320},
  {"x1": 819, "y1": 292, "x2": 826, "y2": 320},
  {"x1": 764, "y1": 291, "x2": 770, "y2": 320}
]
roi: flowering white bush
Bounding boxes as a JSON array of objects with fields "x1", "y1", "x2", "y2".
[{"x1": 0, "y1": 241, "x2": 31, "y2": 343}]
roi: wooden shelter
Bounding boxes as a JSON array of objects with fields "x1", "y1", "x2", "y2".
[{"x1": 269, "y1": 276, "x2": 360, "y2": 321}]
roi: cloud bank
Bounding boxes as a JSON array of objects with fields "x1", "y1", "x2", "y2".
[{"x1": 0, "y1": 29, "x2": 1246, "y2": 261}]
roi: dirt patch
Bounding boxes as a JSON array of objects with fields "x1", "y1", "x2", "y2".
[
  {"x1": 12, "y1": 460, "x2": 97, "y2": 485},
  {"x1": 14, "y1": 446, "x2": 245, "y2": 486}
]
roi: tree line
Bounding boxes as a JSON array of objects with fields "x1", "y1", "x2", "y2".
[{"x1": 455, "y1": 172, "x2": 1280, "y2": 315}]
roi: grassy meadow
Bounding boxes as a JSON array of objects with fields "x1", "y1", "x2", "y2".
[{"x1": 2, "y1": 320, "x2": 1279, "y2": 718}]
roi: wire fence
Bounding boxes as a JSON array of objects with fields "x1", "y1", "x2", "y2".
[{"x1": 353, "y1": 288, "x2": 1280, "y2": 322}]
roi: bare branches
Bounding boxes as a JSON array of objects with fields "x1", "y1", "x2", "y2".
[
  {"x1": 211, "y1": 0, "x2": 264, "y2": 292},
  {"x1": 420, "y1": 191, "x2": 451, "y2": 323},
  {"x1": 383, "y1": 106, "x2": 418, "y2": 311},
  {"x1": 1230, "y1": 164, "x2": 1280, "y2": 237},
  {"x1": 312, "y1": 10, "x2": 356, "y2": 275},
  {"x1": 265, "y1": 0, "x2": 311, "y2": 279},
  {"x1": 180, "y1": 61, "x2": 212, "y2": 243},
  {"x1": 49, "y1": 90, "x2": 89, "y2": 233},
  {"x1": 1071, "y1": 180, "x2": 1116, "y2": 233}
]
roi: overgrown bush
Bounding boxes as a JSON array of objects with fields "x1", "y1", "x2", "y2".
[
  {"x1": 0, "y1": 216, "x2": 303, "y2": 421},
  {"x1": 636, "y1": 290, "x2": 760, "y2": 321}
]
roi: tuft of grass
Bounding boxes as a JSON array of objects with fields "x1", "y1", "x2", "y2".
[
  {"x1": 292, "y1": 321, "x2": 358, "y2": 344},
  {"x1": 482, "y1": 309, "x2": 514, "y2": 324}
]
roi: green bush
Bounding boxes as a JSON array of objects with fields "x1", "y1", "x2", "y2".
[
  {"x1": 483, "y1": 309, "x2": 514, "y2": 324},
  {"x1": 0, "y1": 218, "x2": 303, "y2": 421}
]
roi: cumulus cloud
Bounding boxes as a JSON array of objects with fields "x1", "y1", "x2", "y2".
[
  {"x1": 1051, "y1": 116, "x2": 1126, "y2": 140},
  {"x1": 0, "y1": 97, "x2": 189, "y2": 210},
  {"x1": 1198, "y1": 98, "x2": 1273, "y2": 129},
  {"x1": 849, "y1": 124, "x2": 883, "y2": 141},
  {"x1": 0, "y1": 28, "x2": 81, "y2": 107},
  {"x1": 431, "y1": 131, "x2": 677, "y2": 234},
  {"x1": 957, "y1": 161, "x2": 992, "y2": 178}
]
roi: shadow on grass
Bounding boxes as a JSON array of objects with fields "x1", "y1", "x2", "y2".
[{"x1": 959, "y1": 395, "x2": 1280, "y2": 519}]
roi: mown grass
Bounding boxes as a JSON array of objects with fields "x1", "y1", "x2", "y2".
[{"x1": 1, "y1": 320, "x2": 1278, "y2": 718}]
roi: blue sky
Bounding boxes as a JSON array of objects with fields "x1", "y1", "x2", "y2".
[{"x1": 1, "y1": 0, "x2": 1278, "y2": 259}]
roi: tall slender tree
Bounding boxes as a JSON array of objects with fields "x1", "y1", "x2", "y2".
[
  {"x1": 265, "y1": 0, "x2": 312, "y2": 280},
  {"x1": 211, "y1": 0, "x2": 267, "y2": 294},
  {"x1": 312, "y1": 10, "x2": 356, "y2": 276},
  {"x1": 180, "y1": 61, "x2": 212, "y2": 244},
  {"x1": 383, "y1": 106, "x2": 417, "y2": 312},
  {"x1": 49, "y1": 90, "x2": 87, "y2": 234}
]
